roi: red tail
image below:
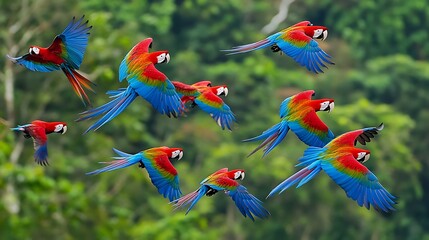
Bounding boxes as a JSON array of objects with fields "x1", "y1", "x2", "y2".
[{"x1": 62, "y1": 67, "x2": 96, "y2": 106}]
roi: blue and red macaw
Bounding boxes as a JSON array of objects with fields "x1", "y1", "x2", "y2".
[
  {"x1": 8, "y1": 16, "x2": 95, "y2": 106},
  {"x1": 224, "y1": 21, "x2": 334, "y2": 73},
  {"x1": 77, "y1": 38, "x2": 183, "y2": 133},
  {"x1": 87, "y1": 146, "x2": 183, "y2": 201},
  {"x1": 267, "y1": 123, "x2": 397, "y2": 213},
  {"x1": 244, "y1": 90, "x2": 334, "y2": 157},
  {"x1": 172, "y1": 168, "x2": 270, "y2": 221},
  {"x1": 11, "y1": 120, "x2": 67, "y2": 166},
  {"x1": 172, "y1": 80, "x2": 236, "y2": 130}
]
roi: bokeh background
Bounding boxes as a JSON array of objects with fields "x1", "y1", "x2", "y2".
[{"x1": 0, "y1": 0, "x2": 428, "y2": 239}]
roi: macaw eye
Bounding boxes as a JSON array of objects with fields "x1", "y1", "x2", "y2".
[
  {"x1": 29, "y1": 47, "x2": 40, "y2": 55},
  {"x1": 234, "y1": 171, "x2": 245, "y2": 180},
  {"x1": 171, "y1": 150, "x2": 183, "y2": 160},
  {"x1": 157, "y1": 53, "x2": 170, "y2": 64},
  {"x1": 308, "y1": 23, "x2": 313, "y2": 26},
  {"x1": 313, "y1": 29, "x2": 323, "y2": 38},
  {"x1": 356, "y1": 152, "x2": 367, "y2": 162},
  {"x1": 54, "y1": 124, "x2": 67, "y2": 134},
  {"x1": 320, "y1": 101, "x2": 330, "y2": 111},
  {"x1": 216, "y1": 87, "x2": 225, "y2": 96}
]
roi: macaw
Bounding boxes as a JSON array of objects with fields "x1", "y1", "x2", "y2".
[
  {"x1": 76, "y1": 38, "x2": 183, "y2": 133},
  {"x1": 267, "y1": 123, "x2": 397, "y2": 213},
  {"x1": 11, "y1": 120, "x2": 67, "y2": 166},
  {"x1": 244, "y1": 90, "x2": 334, "y2": 157},
  {"x1": 172, "y1": 80, "x2": 236, "y2": 130},
  {"x1": 8, "y1": 16, "x2": 95, "y2": 106},
  {"x1": 172, "y1": 168, "x2": 270, "y2": 221},
  {"x1": 87, "y1": 146, "x2": 183, "y2": 201},
  {"x1": 223, "y1": 21, "x2": 334, "y2": 73}
]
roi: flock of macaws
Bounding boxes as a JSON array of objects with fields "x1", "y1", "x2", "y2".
[{"x1": 8, "y1": 16, "x2": 396, "y2": 221}]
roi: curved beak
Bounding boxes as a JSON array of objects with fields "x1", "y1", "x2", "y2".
[
  {"x1": 165, "y1": 53, "x2": 170, "y2": 64},
  {"x1": 363, "y1": 154, "x2": 370, "y2": 163},
  {"x1": 328, "y1": 102, "x2": 334, "y2": 113},
  {"x1": 62, "y1": 126, "x2": 67, "y2": 134},
  {"x1": 178, "y1": 151, "x2": 183, "y2": 160},
  {"x1": 223, "y1": 87, "x2": 228, "y2": 96},
  {"x1": 322, "y1": 30, "x2": 328, "y2": 41}
]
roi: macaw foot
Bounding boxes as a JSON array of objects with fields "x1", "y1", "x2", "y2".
[
  {"x1": 138, "y1": 161, "x2": 145, "y2": 169},
  {"x1": 271, "y1": 44, "x2": 281, "y2": 53},
  {"x1": 205, "y1": 188, "x2": 218, "y2": 197}
]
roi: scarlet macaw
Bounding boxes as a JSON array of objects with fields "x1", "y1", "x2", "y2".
[
  {"x1": 244, "y1": 90, "x2": 334, "y2": 157},
  {"x1": 77, "y1": 38, "x2": 183, "y2": 133},
  {"x1": 224, "y1": 21, "x2": 334, "y2": 73},
  {"x1": 172, "y1": 80, "x2": 236, "y2": 130},
  {"x1": 172, "y1": 168, "x2": 270, "y2": 221},
  {"x1": 8, "y1": 16, "x2": 95, "y2": 106},
  {"x1": 87, "y1": 147, "x2": 183, "y2": 201},
  {"x1": 11, "y1": 120, "x2": 67, "y2": 166},
  {"x1": 267, "y1": 124, "x2": 397, "y2": 213}
]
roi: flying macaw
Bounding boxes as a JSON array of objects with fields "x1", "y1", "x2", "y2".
[
  {"x1": 223, "y1": 21, "x2": 334, "y2": 73},
  {"x1": 172, "y1": 80, "x2": 236, "y2": 130},
  {"x1": 11, "y1": 120, "x2": 67, "y2": 166},
  {"x1": 87, "y1": 146, "x2": 183, "y2": 201},
  {"x1": 267, "y1": 124, "x2": 397, "y2": 213},
  {"x1": 172, "y1": 168, "x2": 270, "y2": 221},
  {"x1": 244, "y1": 90, "x2": 334, "y2": 157},
  {"x1": 8, "y1": 16, "x2": 95, "y2": 106},
  {"x1": 76, "y1": 38, "x2": 184, "y2": 133}
]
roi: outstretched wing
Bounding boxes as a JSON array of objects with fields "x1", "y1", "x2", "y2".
[
  {"x1": 331, "y1": 123, "x2": 384, "y2": 147},
  {"x1": 48, "y1": 16, "x2": 92, "y2": 69},
  {"x1": 141, "y1": 151, "x2": 182, "y2": 201},
  {"x1": 27, "y1": 125, "x2": 49, "y2": 166},
  {"x1": 7, "y1": 54, "x2": 60, "y2": 72},
  {"x1": 172, "y1": 81, "x2": 199, "y2": 98},
  {"x1": 321, "y1": 154, "x2": 396, "y2": 212},
  {"x1": 227, "y1": 185, "x2": 270, "y2": 221},
  {"x1": 195, "y1": 89, "x2": 236, "y2": 130},
  {"x1": 288, "y1": 110, "x2": 334, "y2": 147},
  {"x1": 277, "y1": 30, "x2": 334, "y2": 73}
]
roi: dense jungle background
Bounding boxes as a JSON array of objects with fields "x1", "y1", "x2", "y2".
[{"x1": 1, "y1": 0, "x2": 428, "y2": 239}]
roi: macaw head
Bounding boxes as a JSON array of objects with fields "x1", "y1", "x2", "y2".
[
  {"x1": 210, "y1": 85, "x2": 228, "y2": 96},
  {"x1": 48, "y1": 122, "x2": 68, "y2": 134},
  {"x1": 28, "y1": 46, "x2": 40, "y2": 55},
  {"x1": 150, "y1": 51, "x2": 170, "y2": 64},
  {"x1": 312, "y1": 99, "x2": 335, "y2": 113},
  {"x1": 303, "y1": 25, "x2": 328, "y2": 41},
  {"x1": 162, "y1": 147, "x2": 184, "y2": 160},
  {"x1": 228, "y1": 169, "x2": 246, "y2": 181},
  {"x1": 351, "y1": 148, "x2": 371, "y2": 163}
]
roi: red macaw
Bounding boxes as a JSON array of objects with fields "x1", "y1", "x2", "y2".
[
  {"x1": 8, "y1": 16, "x2": 95, "y2": 106},
  {"x1": 224, "y1": 21, "x2": 334, "y2": 73},
  {"x1": 244, "y1": 90, "x2": 334, "y2": 157},
  {"x1": 267, "y1": 124, "x2": 397, "y2": 213},
  {"x1": 87, "y1": 147, "x2": 183, "y2": 201},
  {"x1": 76, "y1": 38, "x2": 184, "y2": 133},
  {"x1": 172, "y1": 80, "x2": 236, "y2": 130},
  {"x1": 11, "y1": 120, "x2": 67, "y2": 166},
  {"x1": 172, "y1": 168, "x2": 270, "y2": 221}
]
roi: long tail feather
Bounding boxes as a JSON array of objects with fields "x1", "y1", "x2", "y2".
[
  {"x1": 61, "y1": 66, "x2": 96, "y2": 106},
  {"x1": 222, "y1": 38, "x2": 273, "y2": 55},
  {"x1": 243, "y1": 121, "x2": 289, "y2": 157},
  {"x1": 86, "y1": 153, "x2": 141, "y2": 175},
  {"x1": 76, "y1": 86, "x2": 138, "y2": 133},
  {"x1": 266, "y1": 162, "x2": 322, "y2": 198},
  {"x1": 171, "y1": 186, "x2": 207, "y2": 215}
]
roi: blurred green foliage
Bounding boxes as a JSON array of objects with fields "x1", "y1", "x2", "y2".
[{"x1": 0, "y1": 0, "x2": 428, "y2": 239}]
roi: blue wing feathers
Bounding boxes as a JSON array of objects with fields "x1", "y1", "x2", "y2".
[{"x1": 228, "y1": 185, "x2": 270, "y2": 221}]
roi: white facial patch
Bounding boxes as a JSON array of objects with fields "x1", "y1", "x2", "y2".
[
  {"x1": 29, "y1": 47, "x2": 40, "y2": 55},
  {"x1": 216, "y1": 87, "x2": 225, "y2": 96},
  {"x1": 320, "y1": 101, "x2": 330, "y2": 111},
  {"x1": 157, "y1": 53, "x2": 170, "y2": 64},
  {"x1": 313, "y1": 29, "x2": 324, "y2": 38},
  {"x1": 54, "y1": 124, "x2": 64, "y2": 133},
  {"x1": 171, "y1": 150, "x2": 183, "y2": 160},
  {"x1": 357, "y1": 152, "x2": 366, "y2": 161},
  {"x1": 234, "y1": 171, "x2": 244, "y2": 180}
]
